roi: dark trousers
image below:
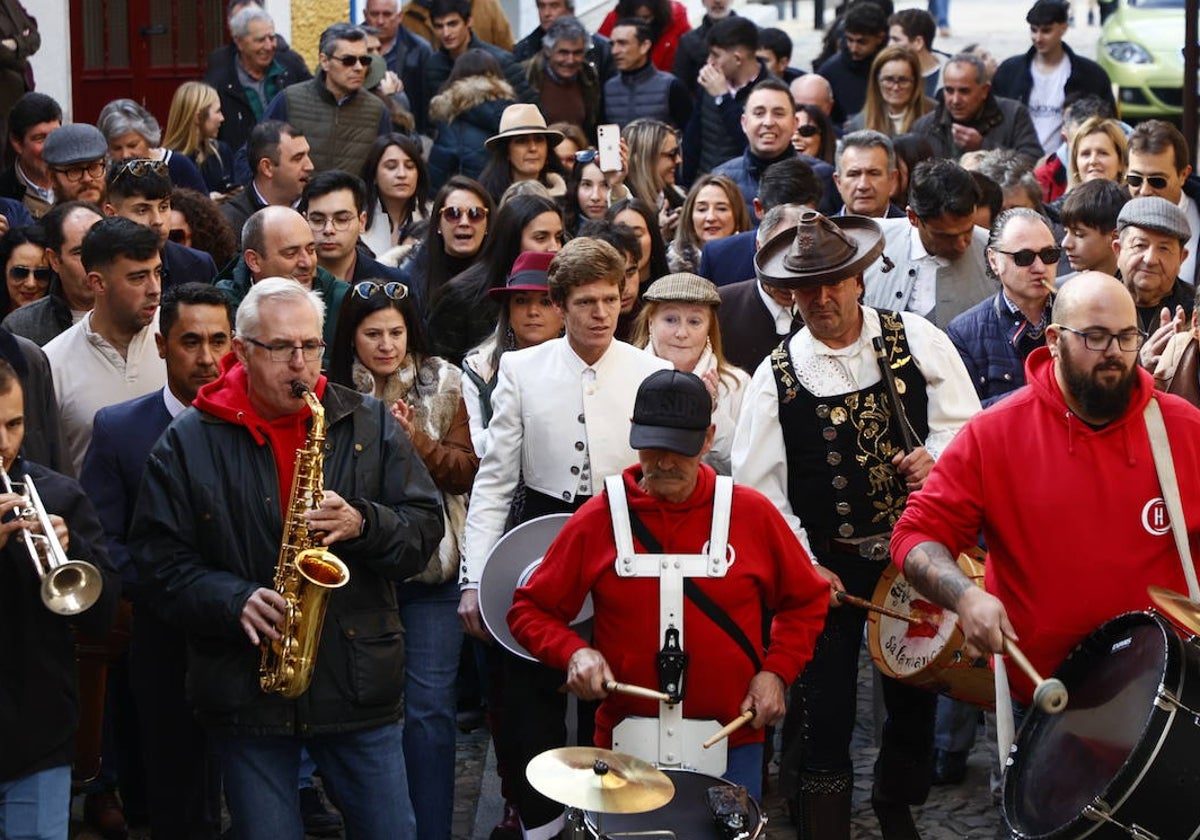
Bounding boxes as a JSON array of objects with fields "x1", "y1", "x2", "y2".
[{"x1": 780, "y1": 553, "x2": 936, "y2": 804}]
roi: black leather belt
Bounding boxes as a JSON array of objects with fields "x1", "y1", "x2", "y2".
[{"x1": 826, "y1": 534, "x2": 892, "y2": 562}]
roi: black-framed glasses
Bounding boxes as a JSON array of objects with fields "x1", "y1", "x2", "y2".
[
  {"x1": 661, "y1": 146, "x2": 682, "y2": 160},
  {"x1": 328, "y1": 53, "x2": 372, "y2": 67},
  {"x1": 993, "y1": 246, "x2": 1061, "y2": 267},
  {"x1": 439, "y1": 205, "x2": 488, "y2": 223},
  {"x1": 8, "y1": 265, "x2": 52, "y2": 282},
  {"x1": 353, "y1": 280, "x2": 408, "y2": 301},
  {"x1": 879, "y1": 75, "x2": 914, "y2": 88},
  {"x1": 243, "y1": 336, "x2": 326, "y2": 362},
  {"x1": 52, "y1": 161, "x2": 105, "y2": 182},
  {"x1": 574, "y1": 149, "x2": 599, "y2": 164},
  {"x1": 1052, "y1": 324, "x2": 1147, "y2": 352},
  {"x1": 306, "y1": 211, "x2": 357, "y2": 231},
  {"x1": 1125, "y1": 173, "x2": 1170, "y2": 190},
  {"x1": 796, "y1": 124, "x2": 820, "y2": 138}
]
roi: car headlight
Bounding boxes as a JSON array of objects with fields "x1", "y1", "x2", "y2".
[{"x1": 1104, "y1": 41, "x2": 1153, "y2": 63}]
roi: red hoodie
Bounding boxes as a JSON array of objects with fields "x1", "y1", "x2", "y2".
[
  {"x1": 193, "y1": 355, "x2": 328, "y2": 510},
  {"x1": 892, "y1": 346, "x2": 1200, "y2": 703},
  {"x1": 509, "y1": 463, "x2": 829, "y2": 748},
  {"x1": 599, "y1": 0, "x2": 691, "y2": 73}
]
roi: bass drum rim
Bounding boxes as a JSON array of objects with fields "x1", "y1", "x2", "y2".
[
  {"x1": 1001, "y1": 610, "x2": 1187, "y2": 840},
  {"x1": 583, "y1": 768, "x2": 764, "y2": 840}
]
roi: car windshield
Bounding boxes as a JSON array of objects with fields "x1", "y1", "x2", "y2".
[{"x1": 1127, "y1": 0, "x2": 1183, "y2": 8}]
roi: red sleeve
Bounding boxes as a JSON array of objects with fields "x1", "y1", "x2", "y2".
[
  {"x1": 890, "y1": 421, "x2": 987, "y2": 572},
  {"x1": 507, "y1": 502, "x2": 610, "y2": 670},
  {"x1": 597, "y1": 10, "x2": 616, "y2": 36}
]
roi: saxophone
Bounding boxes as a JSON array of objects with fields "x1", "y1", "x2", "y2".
[{"x1": 259, "y1": 381, "x2": 351, "y2": 698}]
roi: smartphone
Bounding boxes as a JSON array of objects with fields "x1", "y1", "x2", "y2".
[{"x1": 597, "y1": 124, "x2": 621, "y2": 173}]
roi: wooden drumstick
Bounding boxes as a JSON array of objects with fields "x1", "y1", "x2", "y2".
[
  {"x1": 835, "y1": 590, "x2": 922, "y2": 625},
  {"x1": 1002, "y1": 639, "x2": 1068, "y2": 714},
  {"x1": 603, "y1": 680, "x2": 671, "y2": 702},
  {"x1": 702, "y1": 709, "x2": 755, "y2": 749}
]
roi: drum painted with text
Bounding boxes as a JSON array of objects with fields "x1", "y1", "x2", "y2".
[
  {"x1": 1003, "y1": 610, "x2": 1200, "y2": 839},
  {"x1": 867, "y1": 548, "x2": 994, "y2": 709},
  {"x1": 584, "y1": 769, "x2": 764, "y2": 839}
]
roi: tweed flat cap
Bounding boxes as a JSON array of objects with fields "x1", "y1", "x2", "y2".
[
  {"x1": 642, "y1": 273, "x2": 721, "y2": 306},
  {"x1": 42, "y1": 124, "x2": 108, "y2": 167},
  {"x1": 1117, "y1": 196, "x2": 1191, "y2": 244}
]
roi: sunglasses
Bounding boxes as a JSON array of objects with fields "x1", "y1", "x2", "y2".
[
  {"x1": 574, "y1": 149, "x2": 599, "y2": 164},
  {"x1": 167, "y1": 228, "x2": 188, "y2": 243},
  {"x1": 993, "y1": 246, "x2": 1061, "y2": 267},
  {"x1": 8, "y1": 265, "x2": 52, "y2": 282},
  {"x1": 109, "y1": 157, "x2": 169, "y2": 184},
  {"x1": 796, "y1": 124, "x2": 820, "y2": 138},
  {"x1": 439, "y1": 205, "x2": 488, "y2": 223},
  {"x1": 328, "y1": 53, "x2": 373, "y2": 67},
  {"x1": 1125, "y1": 173, "x2": 1170, "y2": 190},
  {"x1": 352, "y1": 280, "x2": 409, "y2": 300}
]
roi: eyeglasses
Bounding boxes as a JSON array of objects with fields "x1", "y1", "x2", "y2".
[
  {"x1": 1125, "y1": 173, "x2": 1171, "y2": 190},
  {"x1": 993, "y1": 246, "x2": 1061, "y2": 267},
  {"x1": 109, "y1": 158, "x2": 169, "y2": 185},
  {"x1": 574, "y1": 149, "x2": 599, "y2": 164},
  {"x1": 52, "y1": 161, "x2": 106, "y2": 182},
  {"x1": 328, "y1": 53, "x2": 373, "y2": 67},
  {"x1": 439, "y1": 205, "x2": 488, "y2": 223},
  {"x1": 796, "y1": 124, "x2": 820, "y2": 138},
  {"x1": 352, "y1": 280, "x2": 409, "y2": 300},
  {"x1": 879, "y1": 75, "x2": 914, "y2": 88},
  {"x1": 243, "y1": 336, "x2": 326, "y2": 362},
  {"x1": 8, "y1": 265, "x2": 52, "y2": 282},
  {"x1": 661, "y1": 147, "x2": 682, "y2": 160},
  {"x1": 1052, "y1": 325, "x2": 1147, "y2": 352},
  {"x1": 167, "y1": 228, "x2": 188, "y2": 243},
  {"x1": 306, "y1": 211, "x2": 358, "y2": 231}
]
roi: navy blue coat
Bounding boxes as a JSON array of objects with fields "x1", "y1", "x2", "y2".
[
  {"x1": 697, "y1": 230, "x2": 756, "y2": 287},
  {"x1": 946, "y1": 293, "x2": 1050, "y2": 407},
  {"x1": 162, "y1": 241, "x2": 218, "y2": 289}
]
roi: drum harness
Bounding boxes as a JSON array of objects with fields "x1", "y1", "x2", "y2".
[{"x1": 605, "y1": 474, "x2": 764, "y2": 776}]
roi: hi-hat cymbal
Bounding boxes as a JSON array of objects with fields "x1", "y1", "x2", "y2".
[
  {"x1": 1149, "y1": 585, "x2": 1200, "y2": 636},
  {"x1": 525, "y1": 747, "x2": 675, "y2": 814}
]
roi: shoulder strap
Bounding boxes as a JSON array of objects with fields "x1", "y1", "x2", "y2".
[
  {"x1": 708, "y1": 475, "x2": 733, "y2": 566},
  {"x1": 1143, "y1": 395, "x2": 1200, "y2": 600}
]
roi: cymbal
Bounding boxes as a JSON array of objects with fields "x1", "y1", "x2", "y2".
[
  {"x1": 1149, "y1": 585, "x2": 1200, "y2": 636},
  {"x1": 525, "y1": 747, "x2": 675, "y2": 814}
]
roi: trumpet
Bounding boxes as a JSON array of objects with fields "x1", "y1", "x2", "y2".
[{"x1": 1, "y1": 464, "x2": 103, "y2": 615}]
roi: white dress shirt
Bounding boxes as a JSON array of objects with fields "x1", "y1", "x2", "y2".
[
  {"x1": 731, "y1": 307, "x2": 981, "y2": 543},
  {"x1": 906, "y1": 225, "x2": 948, "y2": 319}
]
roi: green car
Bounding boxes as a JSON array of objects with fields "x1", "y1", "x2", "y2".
[{"x1": 1097, "y1": 0, "x2": 1187, "y2": 119}]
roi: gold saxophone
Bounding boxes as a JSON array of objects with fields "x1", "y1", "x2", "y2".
[{"x1": 259, "y1": 381, "x2": 351, "y2": 698}]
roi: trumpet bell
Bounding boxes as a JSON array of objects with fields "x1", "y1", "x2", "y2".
[{"x1": 42, "y1": 559, "x2": 104, "y2": 615}]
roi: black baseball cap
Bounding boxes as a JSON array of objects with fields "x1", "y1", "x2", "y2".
[{"x1": 629, "y1": 370, "x2": 712, "y2": 457}]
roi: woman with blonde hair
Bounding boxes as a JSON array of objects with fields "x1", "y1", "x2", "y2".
[
  {"x1": 631, "y1": 272, "x2": 748, "y2": 474},
  {"x1": 622, "y1": 118, "x2": 686, "y2": 240},
  {"x1": 163, "y1": 81, "x2": 236, "y2": 198},
  {"x1": 854, "y1": 46, "x2": 934, "y2": 136},
  {"x1": 1066, "y1": 116, "x2": 1127, "y2": 188},
  {"x1": 666, "y1": 174, "x2": 750, "y2": 273}
]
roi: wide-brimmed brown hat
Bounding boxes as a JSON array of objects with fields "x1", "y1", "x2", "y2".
[
  {"x1": 755, "y1": 210, "x2": 887, "y2": 289},
  {"x1": 485, "y1": 104, "x2": 564, "y2": 149}
]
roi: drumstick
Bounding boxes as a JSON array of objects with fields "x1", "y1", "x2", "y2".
[
  {"x1": 702, "y1": 709, "x2": 755, "y2": 749},
  {"x1": 1002, "y1": 639, "x2": 1068, "y2": 714},
  {"x1": 835, "y1": 590, "x2": 921, "y2": 625},
  {"x1": 603, "y1": 680, "x2": 672, "y2": 702}
]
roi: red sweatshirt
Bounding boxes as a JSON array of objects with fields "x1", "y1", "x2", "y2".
[
  {"x1": 892, "y1": 346, "x2": 1200, "y2": 702},
  {"x1": 598, "y1": 1, "x2": 691, "y2": 73},
  {"x1": 508, "y1": 463, "x2": 829, "y2": 748}
]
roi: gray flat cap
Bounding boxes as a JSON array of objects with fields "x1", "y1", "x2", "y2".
[
  {"x1": 42, "y1": 124, "x2": 108, "y2": 167},
  {"x1": 1117, "y1": 196, "x2": 1191, "y2": 244}
]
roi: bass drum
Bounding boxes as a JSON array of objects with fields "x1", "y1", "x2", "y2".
[
  {"x1": 1002, "y1": 611, "x2": 1200, "y2": 839},
  {"x1": 584, "y1": 769, "x2": 764, "y2": 840}
]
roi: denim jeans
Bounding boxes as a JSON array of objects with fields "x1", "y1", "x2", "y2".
[
  {"x1": 0, "y1": 765, "x2": 71, "y2": 840},
  {"x1": 217, "y1": 722, "x2": 415, "y2": 840},
  {"x1": 927, "y1": 0, "x2": 950, "y2": 27},
  {"x1": 398, "y1": 578, "x2": 464, "y2": 840},
  {"x1": 724, "y1": 743, "x2": 764, "y2": 800}
]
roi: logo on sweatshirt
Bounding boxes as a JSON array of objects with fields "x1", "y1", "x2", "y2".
[{"x1": 1141, "y1": 498, "x2": 1170, "y2": 536}]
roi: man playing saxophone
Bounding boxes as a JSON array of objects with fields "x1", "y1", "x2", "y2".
[
  {"x1": 0, "y1": 357, "x2": 119, "y2": 836},
  {"x1": 129, "y1": 278, "x2": 443, "y2": 839}
]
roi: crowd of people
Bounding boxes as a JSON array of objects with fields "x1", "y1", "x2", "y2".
[{"x1": 1, "y1": 0, "x2": 1198, "y2": 838}]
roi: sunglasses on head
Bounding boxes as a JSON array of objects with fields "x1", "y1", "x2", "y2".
[
  {"x1": 796, "y1": 124, "x2": 820, "y2": 138},
  {"x1": 8, "y1": 265, "x2": 52, "y2": 282},
  {"x1": 1125, "y1": 173, "x2": 1170, "y2": 190},
  {"x1": 994, "y1": 246, "x2": 1061, "y2": 267},
  {"x1": 574, "y1": 149, "x2": 599, "y2": 164},
  {"x1": 439, "y1": 205, "x2": 488, "y2": 223},
  {"x1": 109, "y1": 157, "x2": 169, "y2": 184},
  {"x1": 328, "y1": 53, "x2": 373, "y2": 67},
  {"x1": 353, "y1": 280, "x2": 409, "y2": 301}
]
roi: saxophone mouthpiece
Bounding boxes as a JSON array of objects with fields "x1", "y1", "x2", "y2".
[{"x1": 290, "y1": 380, "x2": 309, "y2": 398}]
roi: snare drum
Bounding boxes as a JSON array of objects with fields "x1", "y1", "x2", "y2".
[
  {"x1": 867, "y1": 548, "x2": 994, "y2": 709},
  {"x1": 584, "y1": 769, "x2": 764, "y2": 839},
  {"x1": 1003, "y1": 611, "x2": 1200, "y2": 839}
]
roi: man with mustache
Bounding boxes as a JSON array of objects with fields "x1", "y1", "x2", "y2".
[
  {"x1": 732, "y1": 210, "x2": 979, "y2": 839},
  {"x1": 510, "y1": 369, "x2": 829, "y2": 798},
  {"x1": 892, "y1": 272, "x2": 1200, "y2": 754}
]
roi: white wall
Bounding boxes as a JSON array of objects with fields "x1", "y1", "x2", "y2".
[{"x1": 28, "y1": 0, "x2": 71, "y2": 118}]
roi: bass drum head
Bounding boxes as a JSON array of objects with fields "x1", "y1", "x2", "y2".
[
  {"x1": 1002, "y1": 612, "x2": 1173, "y2": 838},
  {"x1": 585, "y1": 769, "x2": 762, "y2": 840},
  {"x1": 479, "y1": 513, "x2": 593, "y2": 661}
]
